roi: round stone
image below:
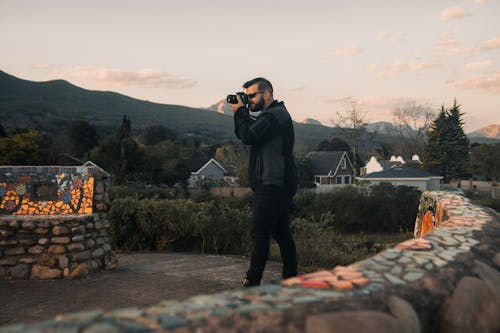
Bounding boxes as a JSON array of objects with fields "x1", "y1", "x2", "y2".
[
  {"x1": 7, "y1": 264, "x2": 30, "y2": 279},
  {"x1": 53, "y1": 226, "x2": 69, "y2": 236}
]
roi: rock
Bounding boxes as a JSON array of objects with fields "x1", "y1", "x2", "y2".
[
  {"x1": 86, "y1": 239, "x2": 96, "y2": 248},
  {"x1": 28, "y1": 245, "x2": 45, "y2": 254},
  {"x1": 5, "y1": 247, "x2": 25, "y2": 256},
  {"x1": 72, "y1": 235, "x2": 85, "y2": 242},
  {"x1": 58, "y1": 255, "x2": 68, "y2": 269},
  {"x1": 473, "y1": 260, "x2": 500, "y2": 296},
  {"x1": 21, "y1": 221, "x2": 35, "y2": 230},
  {"x1": 69, "y1": 263, "x2": 88, "y2": 279},
  {"x1": 48, "y1": 245, "x2": 66, "y2": 255},
  {"x1": 7, "y1": 264, "x2": 30, "y2": 279},
  {"x1": 440, "y1": 276, "x2": 500, "y2": 333},
  {"x1": 387, "y1": 296, "x2": 420, "y2": 333},
  {"x1": 103, "y1": 244, "x2": 111, "y2": 252},
  {"x1": 96, "y1": 237, "x2": 105, "y2": 245},
  {"x1": 71, "y1": 226, "x2": 86, "y2": 235},
  {"x1": 306, "y1": 311, "x2": 402, "y2": 333},
  {"x1": 52, "y1": 237, "x2": 70, "y2": 244},
  {"x1": 31, "y1": 265, "x2": 62, "y2": 279},
  {"x1": 104, "y1": 254, "x2": 119, "y2": 270},
  {"x1": 92, "y1": 248, "x2": 104, "y2": 258},
  {"x1": 68, "y1": 243, "x2": 86, "y2": 252},
  {"x1": 63, "y1": 267, "x2": 69, "y2": 277},
  {"x1": 0, "y1": 266, "x2": 5, "y2": 278},
  {"x1": 0, "y1": 257, "x2": 18, "y2": 266},
  {"x1": 19, "y1": 238, "x2": 35, "y2": 246},
  {"x1": 34, "y1": 227, "x2": 49, "y2": 234},
  {"x1": 493, "y1": 252, "x2": 500, "y2": 269},
  {"x1": 38, "y1": 255, "x2": 57, "y2": 267},
  {"x1": 53, "y1": 226, "x2": 69, "y2": 236},
  {"x1": 71, "y1": 251, "x2": 91, "y2": 262},
  {"x1": 19, "y1": 257, "x2": 36, "y2": 264},
  {"x1": 38, "y1": 238, "x2": 49, "y2": 245}
]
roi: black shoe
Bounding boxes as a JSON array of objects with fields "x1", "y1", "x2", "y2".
[{"x1": 241, "y1": 274, "x2": 259, "y2": 288}]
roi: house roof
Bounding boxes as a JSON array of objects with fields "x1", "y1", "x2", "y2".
[
  {"x1": 306, "y1": 151, "x2": 351, "y2": 176},
  {"x1": 186, "y1": 158, "x2": 227, "y2": 174},
  {"x1": 359, "y1": 166, "x2": 442, "y2": 180}
]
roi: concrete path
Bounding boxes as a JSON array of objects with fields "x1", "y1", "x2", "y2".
[{"x1": 0, "y1": 252, "x2": 282, "y2": 324}]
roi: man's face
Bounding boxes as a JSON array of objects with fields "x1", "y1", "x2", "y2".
[{"x1": 246, "y1": 83, "x2": 265, "y2": 112}]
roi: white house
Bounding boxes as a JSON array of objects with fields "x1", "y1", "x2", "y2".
[
  {"x1": 307, "y1": 151, "x2": 355, "y2": 189},
  {"x1": 187, "y1": 158, "x2": 227, "y2": 187},
  {"x1": 356, "y1": 166, "x2": 442, "y2": 191}
]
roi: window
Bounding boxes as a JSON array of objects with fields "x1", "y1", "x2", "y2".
[
  {"x1": 336, "y1": 176, "x2": 343, "y2": 184},
  {"x1": 344, "y1": 175, "x2": 350, "y2": 184},
  {"x1": 341, "y1": 158, "x2": 347, "y2": 169}
]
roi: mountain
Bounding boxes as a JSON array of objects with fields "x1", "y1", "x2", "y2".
[
  {"x1": 301, "y1": 118, "x2": 322, "y2": 126},
  {"x1": 204, "y1": 99, "x2": 233, "y2": 116},
  {"x1": 468, "y1": 124, "x2": 500, "y2": 139},
  {"x1": 0, "y1": 70, "x2": 346, "y2": 147}
]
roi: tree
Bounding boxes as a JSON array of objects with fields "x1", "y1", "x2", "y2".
[
  {"x1": 316, "y1": 137, "x2": 351, "y2": 152},
  {"x1": 0, "y1": 124, "x2": 7, "y2": 138},
  {"x1": 469, "y1": 143, "x2": 500, "y2": 182},
  {"x1": 422, "y1": 100, "x2": 469, "y2": 181},
  {"x1": 393, "y1": 101, "x2": 435, "y2": 156},
  {"x1": 0, "y1": 130, "x2": 57, "y2": 165},
  {"x1": 62, "y1": 120, "x2": 99, "y2": 158},
  {"x1": 331, "y1": 97, "x2": 369, "y2": 175},
  {"x1": 142, "y1": 125, "x2": 176, "y2": 145}
]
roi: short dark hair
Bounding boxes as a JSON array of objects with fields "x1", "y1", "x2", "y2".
[{"x1": 243, "y1": 77, "x2": 273, "y2": 95}]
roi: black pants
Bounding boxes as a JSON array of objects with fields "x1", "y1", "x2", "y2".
[{"x1": 246, "y1": 190, "x2": 297, "y2": 285}]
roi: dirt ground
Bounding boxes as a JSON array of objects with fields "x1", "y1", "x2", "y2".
[{"x1": 0, "y1": 252, "x2": 282, "y2": 324}]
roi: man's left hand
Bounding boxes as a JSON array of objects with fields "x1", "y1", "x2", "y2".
[{"x1": 230, "y1": 95, "x2": 245, "y2": 113}]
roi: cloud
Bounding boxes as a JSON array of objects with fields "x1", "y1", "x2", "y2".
[
  {"x1": 47, "y1": 66, "x2": 196, "y2": 89},
  {"x1": 366, "y1": 64, "x2": 378, "y2": 72},
  {"x1": 434, "y1": 32, "x2": 460, "y2": 50},
  {"x1": 480, "y1": 37, "x2": 500, "y2": 51},
  {"x1": 440, "y1": 6, "x2": 472, "y2": 20},
  {"x1": 320, "y1": 45, "x2": 363, "y2": 59},
  {"x1": 448, "y1": 71, "x2": 500, "y2": 93},
  {"x1": 474, "y1": 0, "x2": 488, "y2": 3},
  {"x1": 447, "y1": 47, "x2": 474, "y2": 56},
  {"x1": 377, "y1": 31, "x2": 405, "y2": 43},
  {"x1": 31, "y1": 63, "x2": 54, "y2": 70},
  {"x1": 374, "y1": 61, "x2": 442, "y2": 79},
  {"x1": 463, "y1": 60, "x2": 491, "y2": 71}
]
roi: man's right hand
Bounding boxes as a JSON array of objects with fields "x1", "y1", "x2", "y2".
[{"x1": 230, "y1": 94, "x2": 245, "y2": 113}]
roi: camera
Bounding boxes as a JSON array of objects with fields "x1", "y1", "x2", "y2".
[{"x1": 226, "y1": 92, "x2": 248, "y2": 105}]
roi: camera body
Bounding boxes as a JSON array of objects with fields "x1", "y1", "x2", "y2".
[{"x1": 226, "y1": 92, "x2": 248, "y2": 105}]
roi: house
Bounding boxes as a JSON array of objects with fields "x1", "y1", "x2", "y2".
[
  {"x1": 306, "y1": 151, "x2": 355, "y2": 187},
  {"x1": 356, "y1": 166, "x2": 442, "y2": 191},
  {"x1": 186, "y1": 158, "x2": 227, "y2": 187},
  {"x1": 361, "y1": 155, "x2": 422, "y2": 176}
]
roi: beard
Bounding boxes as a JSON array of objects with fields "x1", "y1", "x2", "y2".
[{"x1": 250, "y1": 98, "x2": 265, "y2": 112}]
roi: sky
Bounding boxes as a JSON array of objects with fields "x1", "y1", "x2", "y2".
[{"x1": 1, "y1": 0, "x2": 499, "y2": 132}]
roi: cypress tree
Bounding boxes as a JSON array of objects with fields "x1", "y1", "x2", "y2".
[{"x1": 446, "y1": 100, "x2": 469, "y2": 179}]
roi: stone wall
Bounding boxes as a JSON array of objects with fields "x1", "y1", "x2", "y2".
[
  {"x1": 1, "y1": 191, "x2": 499, "y2": 332},
  {"x1": 0, "y1": 214, "x2": 117, "y2": 280}
]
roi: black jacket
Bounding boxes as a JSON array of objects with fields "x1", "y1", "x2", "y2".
[{"x1": 234, "y1": 101, "x2": 297, "y2": 197}]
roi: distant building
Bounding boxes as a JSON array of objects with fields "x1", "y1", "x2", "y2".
[
  {"x1": 356, "y1": 166, "x2": 442, "y2": 191},
  {"x1": 307, "y1": 151, "x2": 355, "y2": 188},
  {"x1": 186, "y1": 158, "x2": 227, "y2": 187}
]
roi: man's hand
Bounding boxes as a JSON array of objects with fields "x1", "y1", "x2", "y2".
[{"x1": 230, "y1": 94, "x2": 245, "y2": 113}]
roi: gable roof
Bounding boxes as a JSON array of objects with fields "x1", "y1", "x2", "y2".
[
  {"x1": 186, "y1": 158, "x2": 227, "y2": 174},
  {"x1": 359, "y1": 166, "x2": 442, "y2": 180},
  {"x1": 307, "y1": 151, "x2": 352, "y2": 176}
]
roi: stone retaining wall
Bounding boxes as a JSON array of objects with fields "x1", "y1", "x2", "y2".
[
  {"x1": 0, "y1": 214, "x2": 117, "y2": 280},
  {"x1": 1, "y1": 191, "x2": 499, "y2": 332}
]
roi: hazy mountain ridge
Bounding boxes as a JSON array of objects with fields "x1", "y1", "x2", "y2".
[{"x1": 467, "y1": 124, "x2": 500, "y2": 139}]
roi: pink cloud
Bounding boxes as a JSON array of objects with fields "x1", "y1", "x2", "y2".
[
  {"x1": 480, "y1": 37, "x2": 500, "y2": 51},
  {"x1": 447, "y1": 47, "x2": 474, "y2": 56},
  {"x1": 440, "y1": 6, "x2": 471, "y2": 20},
  {"x1": 47, "y1": 66, "x2": 196, "y2": 89},
  {"x1": 463, "y1": 60, "x2": 491, "y2": 71},
  {"x1": 377, "y1": 31, "x2": 405, "y2": 43},
  {"x1": 320, "y1": 45, "x2": 363, "y2": 59},
  {"x1": 448, "y1": 71, "x2": 500, "y2": 93},
  {"x1": 374, "y1": 61, "x2": 442, "y2": 79},
  {"x1": 434, "y1": 32, "x2": 459, "y2": 50}
]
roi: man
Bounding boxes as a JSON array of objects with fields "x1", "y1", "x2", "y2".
[{"x1": 230, "y1": 77, "x2": 298, "y2": 287}]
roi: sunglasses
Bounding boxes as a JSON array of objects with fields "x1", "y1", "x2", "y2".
[{"x1": 247, "y1": 91, "x2": 264, "y2": 99}]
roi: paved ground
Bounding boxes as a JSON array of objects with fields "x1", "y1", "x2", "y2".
[{"x1": 0, "y1": 252, "x2": 282, "y2": 325}]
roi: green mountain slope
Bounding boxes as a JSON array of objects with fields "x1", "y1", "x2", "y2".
[{"x1": 0, "y1": 70, "x2": 360, "y2": 147}]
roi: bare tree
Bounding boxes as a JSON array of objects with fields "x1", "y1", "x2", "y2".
[
  {"x1": 393, "y1": 101, "x2": 435, "y2": 156},
  {"x1": 332, "y1": 97, "x2": 369, "y2": 175}
]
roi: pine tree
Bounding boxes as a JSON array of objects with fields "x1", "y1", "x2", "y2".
[
  {"x1": 446, "y1": 100, "x2": 469, "y2": 179},
  {"x1": 422, "y1": 101, "x2": 469, "y2": 181}
]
